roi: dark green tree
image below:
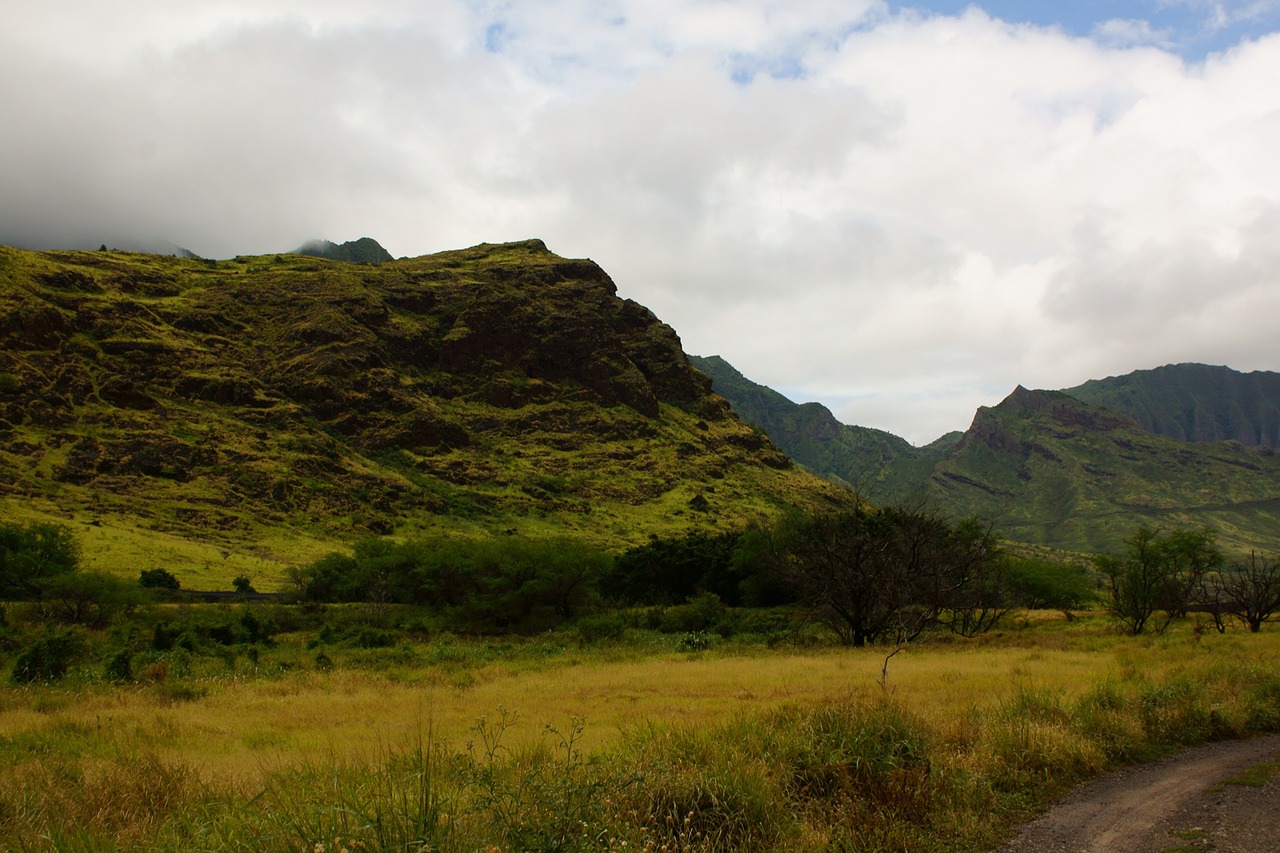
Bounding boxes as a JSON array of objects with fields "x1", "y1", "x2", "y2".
[
  {"x1": 37, "y1": 571, "x2": 147, "y2": 628},
  {"x1": 0, "y1": 521, "x2": 80, "y2": 598},
  {"x1": 139, "y1": 568, "x2": 181, "y2": 591},
  {"x1": 766, "y1": 504, "x2": 1001, "y2": 647}
]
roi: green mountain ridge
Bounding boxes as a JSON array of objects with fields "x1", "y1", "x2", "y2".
[
  {"x1": 693, "y1": 357, "x2": 1280, "y2": 556},
  {"x1": 1064, "y1": 363, "x2": 1280, "y2": 448},
  {"x1": 687, "y1": 355, "x2": 955, "y2": 499},
  {"x1": 0, "y1": 240, "x2": 850, "y2": 586},
  {"x1": 927, "y1": 385, "x2": 1280, "y2": 554},
  {"x1": 295, "y1": 237, "x2": 394, "y2": 264}
]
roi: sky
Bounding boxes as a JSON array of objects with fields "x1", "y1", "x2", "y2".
[{"x1": 3, "y1": 1, "x2": 1280, "y2": 445}]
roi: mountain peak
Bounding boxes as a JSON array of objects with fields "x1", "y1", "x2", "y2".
[{"x1": 295, "y1": 237, "x2": 393, "y2": 264}]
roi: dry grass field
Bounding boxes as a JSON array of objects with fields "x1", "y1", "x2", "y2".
[{"x1": 2, "y1": 610, "x2": 1278, "y2": 851}]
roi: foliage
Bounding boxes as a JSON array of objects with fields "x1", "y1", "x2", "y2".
[
  {"x1": 298, "y1": 535, "x2": 613, "y2": 632},
  {"x1": 604, "y1": 530, "x2": 747, "y2": 606},
  {"x1": 35, "y1": 570, "x2": 149, "y2": 628},
  {"x1": 11, "y1": 627, "x2": 87, "y2": 683},
  {"x1": 1098, "y1": 526, "x2": 1222, "y2": 635},
  {"x1": 1203, "y1": 551, "x2": 1280, "y2": 633},
  {"x1": 0, "y1": 520, "x2": 80, "y2": 598},
  {"x1": 139, "y1": 568, "x2": 181, "y2": 591},
  {"x1": 764, "y1": 505, "x2": 1002, "y2": 646},
  {"x1": 1003, "y1": 554, "x2": 1097, "y2": 613}
]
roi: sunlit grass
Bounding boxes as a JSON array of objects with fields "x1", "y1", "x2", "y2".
[{"x1": 1, "y1": 615, "x2": 1277, "y2": 850}]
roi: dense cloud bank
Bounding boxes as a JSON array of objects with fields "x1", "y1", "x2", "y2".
[{"x1": 4, "y1": 1, "x2": 1279, "y2": 442}]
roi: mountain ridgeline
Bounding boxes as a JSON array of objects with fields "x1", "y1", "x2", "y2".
[
  {"x1": 686, "y1": 356, "x2": 958, "y2": 497},
  {"x1": 0, "y1": 240, "x2": 850, "y2": 580},
  {"x1": 692, "y1": 357, "x2": 1280, "y2": 556},
  {"x1": 295, "y1": 237, "x2": 394, "y2": 264},
  {"x1": 1064, "y1": 363, "x2": 1280, "y2": 448}
]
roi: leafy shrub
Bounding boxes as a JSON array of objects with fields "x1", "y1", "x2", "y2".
[
  {"x1": 12, "y1": 628, "x2": 86, "y2": 683},
  {"x1": 659, "y1": 591, "x2": 726, "y2": 633},
  {"x1": 37, "y1": 571, "x2": 148, "y2": 628},
  {"x1": 573, "y1": 612, "x2": 627, "y2": 644},
  {"x1": 103, "y1": 649, "x2": 134, "y2": 683},
  {"x1": 139, "y1": 568, "x2": 180, "y2": 591},
  {"x1": 678, "y1": 631, "x2": 714, "y2": 652}
]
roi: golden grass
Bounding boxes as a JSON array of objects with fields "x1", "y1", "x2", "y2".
[{"x1": 4, "y1": 616, "x2": 1269, "y2": 787}]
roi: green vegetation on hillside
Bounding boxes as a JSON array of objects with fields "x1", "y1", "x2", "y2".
[
  {"x1": 295, "y1": 237, "x2": 395, "y2": 264},
  {"x1": 688, "y1": 355, "x2": 953, "y2": 500},
  {"x1": 1065, "y1": 363, "x2": 1280, "y2": 448},
  {"x1": 691, "y1": 357, "x2": 1280, "y2": 558},
  {"x1": 924, "y1": 387, "x2": 1280, "y2": 555},
  {"x1": 0, "y1": 242, "x2": 849, "y2": 587}
]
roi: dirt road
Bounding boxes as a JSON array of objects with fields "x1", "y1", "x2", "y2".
[{"x1": 995, "y1": 733, "x2": 1280, "y2": 853}]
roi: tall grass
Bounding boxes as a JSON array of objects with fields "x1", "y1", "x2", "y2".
[{"x1": 3, "y1": 624, "x2": 1280, "y2": 851}]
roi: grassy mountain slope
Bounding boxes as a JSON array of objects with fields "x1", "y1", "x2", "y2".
[
  {"x1": 0, "y1": 241, "x2": 849, "y2": 586},
  {"x1": 923, "y1": 386, "x2": 1280, "y2": 555},
  {"x1": 695, "y1": 356, "x2": 1280, "y2": 556},
  {"x1": 1064, "y1": 363, "x2": 1280, "y2": 448},
  {"x1": 688, "y1": 355, "x2": 954, "y2": 501}
]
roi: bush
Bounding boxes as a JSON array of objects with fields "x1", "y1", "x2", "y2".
[
  {"x1": 139, "y1": 568, "x2": 180, "y2": 591},
  {"x1": 104, "y1": 649, "x2": 134, "y2": 683},
  {"x1": 37, "y1": 571, "x2": 148, "y2": 628},
  {"x1": 12, "y1": 628, "x2": 87, "y2": 683},
  {"x1": 660, "y1": 592, "x2": 726, "y2": 633},
  {"x1": 573, "y1": 612, "x2": 627, "y2": 644}
]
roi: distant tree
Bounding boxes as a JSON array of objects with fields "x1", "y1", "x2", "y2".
[
  {"x1": 1097, "y1": 526, "x2": 1219, "y2": 634},
  {"x1": 296, "y1": 535, "x2": 612, "y2": 632},
  {"x1": 766, "y1": 504, "x2": 1001, "y2": 647},
  {"x1": 139, "y1": 568, "x2": 181, "y2": 591},
  {"x1": 603, "y1": 531, "x2": 744, "y2": 606},
  {"x1": 1097, "y1": 527, "x2": 1167, "y2": 635},
  {"x1": 232, "y1": 575, "x2": 256, "y2": 594},
  {"x1": 1206, "y1": 552, "x2": 1280, "y2": 633},
  {"x1": 1004, "y1": 555, "x2": 1097, "y2": 617},
  {"x1": 1156, "y1": 528, "x2": 1222, "y2": 619},
  {"x1": 37, "y1": 571, "x2": 148, "y2": 628},
  {"x1": 0, "y1": 521, "x2": 81, "y2": 598}
]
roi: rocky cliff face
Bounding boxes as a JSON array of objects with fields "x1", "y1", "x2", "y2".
[
  {"x1": 0, "y1": 240, "x2": 845, "y2": 576},
  {"x1": 930, "y1": 385, "x2": 1280, "y2": 555}
]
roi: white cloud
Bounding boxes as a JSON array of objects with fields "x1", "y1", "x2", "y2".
[
  {"x1": 1092, "y1": 18, "x2": 1173, "y2": 49},
  {"x1": 2, "y1": 2, "x2": 1280, "y2": 443}
]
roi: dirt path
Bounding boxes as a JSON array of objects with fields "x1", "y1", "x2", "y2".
[{"x1": 995, "y1": 733, "x2": 1280, "y2": 853}]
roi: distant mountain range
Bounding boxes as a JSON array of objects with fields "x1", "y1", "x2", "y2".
[
  {"x1": 691, "y1": 357, "x2": 1280, "y2": 556},
  {"x1": 4, "y1": 229, "x2": 1276, "y2": 567}
]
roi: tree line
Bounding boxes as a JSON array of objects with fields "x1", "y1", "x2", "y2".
[
  {"x1": 4, "y1": 510, "x2": 1278, "y2": 659},
  {"x1": 1097, "y1": 525, "x2": 1280, "y2": 635},
  {"x1": 277, "y1": 503, "x2": 1101, "y2": 643}
]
